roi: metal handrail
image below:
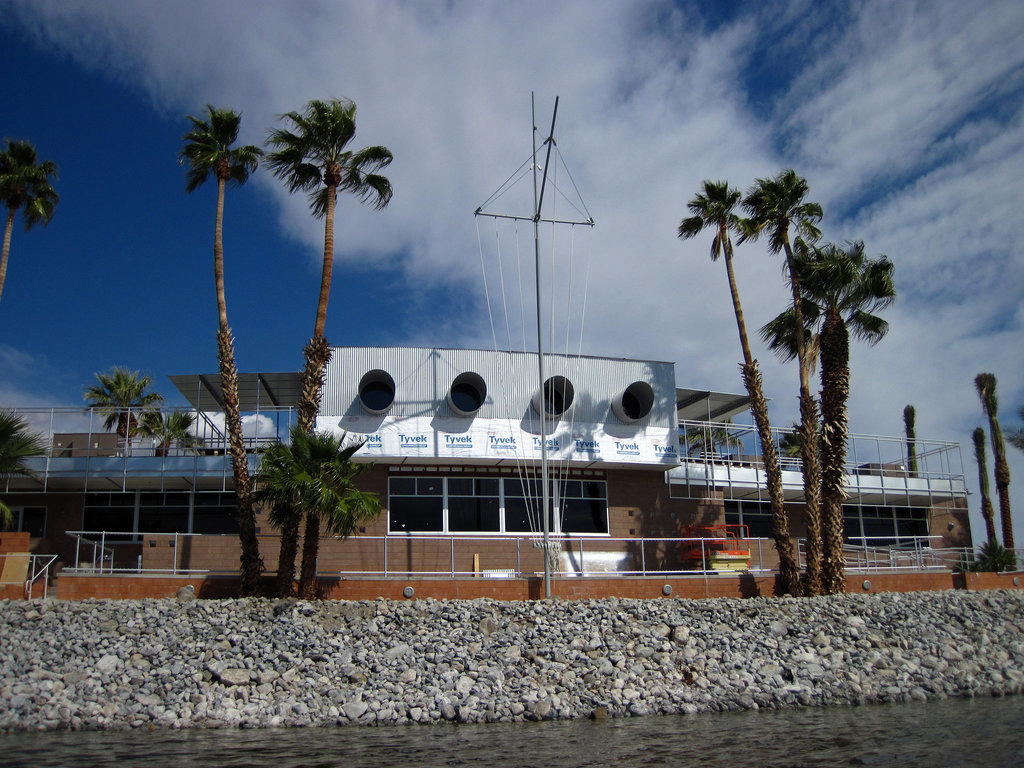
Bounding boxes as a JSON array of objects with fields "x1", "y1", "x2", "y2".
[{"x1": 24, "y1": 554, "x2": 58, "y2": 599}]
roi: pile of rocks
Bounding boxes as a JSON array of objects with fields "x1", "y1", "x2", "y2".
[{"x1": 1, "y1": 590, "x2": 1022, "y2": 731}]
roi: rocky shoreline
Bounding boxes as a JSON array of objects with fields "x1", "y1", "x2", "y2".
[{"x1": 2, "y1": 590, "x2": 1023, "y2": 731}]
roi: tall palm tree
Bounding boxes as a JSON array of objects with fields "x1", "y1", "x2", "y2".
[
  {"x1": 180, "y1": 105, "x2": 264, "y2": 597},
  {"x1": 0, "y1": 410, "x2": 46, "y2": 529},
  {"x1": 266, "y1": 98, "x2": 393, "y2": 431},
  {"x1": 801, "y1": 242, "x2": 895, "y2": 594},
  {"x1": 975, "y1": 373, "x2": 1014, "y2": 550},
  {"x1": 903, "y1": 405, "x2": 918, "y2": 474},
  {"x1": 1, "y1": 139, "x2": 58, "y2": 305},
  {"x1": 83, "y1": 368, "x2": 164, "y2": 440},
  {"x1": 742, "y1": 170, "x2": 823, "y2": 594},
  {"x1": 254, "y1": 427, "x2": 380, "y2": 599},
  {"x1": 266, "y1": 98, "x2": 392, "y2": 593},
  {"x1": 972, "y1": 427, "x2": 998, "y2": 545},
  {"x1": 678, "y1": 179, "x2": 802, "y2": 595}
]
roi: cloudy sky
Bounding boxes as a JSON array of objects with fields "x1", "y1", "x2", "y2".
[{"x1": 2, "y1": 0, "x2": 1023, "y2": 543}]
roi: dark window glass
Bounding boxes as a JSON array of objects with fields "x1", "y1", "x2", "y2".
[
  {"x1": 448, "y1": 477, "x2": 474, "y2": 496},
  {"x1": 897, "y1": 517, "x2": 929, "y2": 540},
  {"x1": 843, "y1": 513, "x2": 862, "y2": 541},
  {"x1": 504, "y1": 498, "x2": 542, "y2": 533},
  {"x1": 82, "y1": 507, "x2": 135, "y2": 538},
  {"x1": 138, "y1": 507, "x2": 190, "y2": 534},
  {"x1": 389, "y1": 477, "x2": 415, "y2": 495},
  {"x1": 561, "y1": 499, "x2": 608, "y2": 534},
  {"x1": 389, "y1": 497, "x2": 443, "y2": 532},
  {"x1": 739, "y1": 514, "x2": 773, "y2": 539},
  {"x1": 862, "y1": 517, "x2": 897, "y2": 546},
  {"x1": 18, "y1": 507, "x2": 46, "y2": 538},
  {"x1": 417, "y1": 478, "x2": 442, "y2": 496},
  {"x1": 193, "y1": 508, "x2": 239, "y2": 534},
  {"x1": 449, "y1": 497, "x2": 501, "y2": 532}
]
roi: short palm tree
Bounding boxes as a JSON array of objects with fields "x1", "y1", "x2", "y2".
[
  {"x1": 83, "y1": 368, "x2": 164, "y2": 440},
  {"x1": 0, "y1": 410, "x2": 46, "y2": 529},
  {"x1": 678, "y1": 179, "x2": 802, "y2": 595},
  {"x1": 797, "y1": 241, "x2": 895, "y2": 594},
  {"x1": 1, "y1": 139, "x2": 58, "y2": 305},
  {"x1": 972, "y1": 427, "x2": 998, "y2": 545},
  {"x1": 975, "y1": 373, "x2": 1014, "y2": 550},
  {"x1": 743, "y1": 170, "x2": 823, "y2": 594},
  {"x1": 180, "y1": 105, "x2": 264, "y2": 596},
  {"x1": 266, "y1": 98, "x2": 393, "y2": 433},
  {"x1": 141, "y1": 410, "x2": 202, "y2": 456},
  {"x1": 685, "y1": 420, "x2": 744, "y2": 458},
  {"x1": 254, "y1": 427, "x2": 380, "y2": 599}
]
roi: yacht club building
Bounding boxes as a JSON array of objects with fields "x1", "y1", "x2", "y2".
[{"x1": 2, "y1": 346, "x2": 971, "y2": 587}]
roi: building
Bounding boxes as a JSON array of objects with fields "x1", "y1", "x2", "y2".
[{"x1": 2, "y1": 346, "x2": 971, "y2": 593}]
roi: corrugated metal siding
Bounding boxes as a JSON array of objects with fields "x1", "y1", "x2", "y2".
[{"x1": 322, "y1": 346, "x2": 676, "y2": 429}]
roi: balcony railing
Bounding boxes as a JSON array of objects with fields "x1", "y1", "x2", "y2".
[{"x1": 673, "y1": 419, "x2": 966, "y2": 505}]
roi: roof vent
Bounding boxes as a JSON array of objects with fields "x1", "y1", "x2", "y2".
[
  {"x1": 613, "y1": 381, "x2": 655, "y2": 423},
  {"x1": 448, "y1": 372, "x2": 486, "y2": 417},
  {"x1": 358, "y1": 369, "x2": 396, "y2": 415},
  {"x1": 532, "y1": 375, "x2": 575, "y2": 418}
]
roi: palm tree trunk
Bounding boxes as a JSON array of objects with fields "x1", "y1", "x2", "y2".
[
  {"x1": 743, "y1": 361, "x2": 802, "y2": 596},
  {"x1": 214, "y1": 177, "x2": 229, "y2": 329},
  {"x1": 723, "y1": 245, "x2": 801, "y2": 595},
  {"x1": 0, "y1": 208, "x2": 15, "y2": 305},
  {"x1": 297, "y1": 510, "x2": 321, "y2": 599},
  {"x1": 219, "y1": 328, "x2": 263, "y2": 596},
  {"x1": 294, "y1": 182, "x2": 340, "y2": 598},
  {"x1": 994, "y1": 451, "x2": 1014, "y2": 550},
  {"x1": 213, "y1": 172, "x2": 263, "y2": 596},
  {"x1": 275, "y1": 509, "x2": 300, "y2": 597},
  {"x1": 782, "y1": 235, "x2": 823, "y2": 596},
  {"x1": 819, "y1": 307, "x2": 849, "y2": 594},
  {"x1": 973, "y1": 428, "x2": 998, "y2": 545}
]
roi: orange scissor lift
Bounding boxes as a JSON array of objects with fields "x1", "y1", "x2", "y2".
[{"x1": 678, "y1": 524, "x2": 752, "y2": 572}]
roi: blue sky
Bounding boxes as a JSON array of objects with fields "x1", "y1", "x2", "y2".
[{"x1": 2, "y1": 0, "x2": 1024, "y2": 542}]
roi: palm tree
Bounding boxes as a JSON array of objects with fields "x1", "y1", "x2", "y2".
[
  {"x1": 904, "y1": 405, "x2": 917, "y2": 474},
  {"x1": 678, "y1": 179, "x2": 802, "y2": 595},
  {"x1": 684, "y1": 420, "x2": 744, "y2": 458},
  {"x1": 0, "y1": 410, "x2": 46, "y2": 529},
  {"x1": 742, "y1": 170, "x2": 823, "y2": 594},
  {"x1": 141, "y1": 410, "x2": 202, "y2": 456},
  {"x1": 1007, "y1": 407, "x2": 1024, "y2": 453},
  {"x1": 266, "y1": 98, "x2": 392, "y2": 592},
  {"x1": 1, "y1": 139, "x2": 59, "y2": 305},
  {"x1": 972, "y1": 427, "x2": 998, "y2": 545},
  {"x1": 801, "y1": 242, "x2": 895, "y2": 594},
  {"x1": 254, "y1": 427, "x2": 380, "y2": 599},
  {"x1": 180, "y1": 105, "x2": 264, "y2": 597},
  {"x1": 975, "y1": 373, "x2": 1014, "y2": 550},
  {"x1": 83, "y1": 368, "x2": 164, "y2": 440},
  {"x1": 266, "y1": 98, "x2": 393, "y2": 432}
]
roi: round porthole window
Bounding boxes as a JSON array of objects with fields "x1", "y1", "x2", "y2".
[
  {"x1": 613, "y1": 381, "x2": 655, "y2": 423},
  {"x1": 358, "y1": 370, "x2": 396, "y2": 415},
  {"x1": 532, "y1": 375, "x2": 575, "y2": 418},
  {"x1": 448, "y1": 372, "x2": 486, "y2": 416}
]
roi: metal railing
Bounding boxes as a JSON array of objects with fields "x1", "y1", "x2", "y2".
[
  {"x1": 673, "y1": 420, "x2": 966, "y2": 506},
  {"x1": 63, "y1": 530, "x2": 779, "y2": 578},
  {"x1": 25, "y1": 554, "x2": 58, "y2": 599}
]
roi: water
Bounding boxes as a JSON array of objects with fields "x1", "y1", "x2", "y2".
[{"x1": 2, "y1": 696, "x2": 1023, "y2": 768}]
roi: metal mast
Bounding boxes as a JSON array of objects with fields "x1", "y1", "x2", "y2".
[{"x1": 475, "y1": 94, "x2": 594, "y2": 598}]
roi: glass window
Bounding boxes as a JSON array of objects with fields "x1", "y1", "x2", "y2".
[
  {"x1": 449, "y1": 497, "x2": 501, "y2": 532},
  {"x1": 138, "y1": 492, "x2": 190, "y2": 534},
  {"x1": 390, "y1": 496, "x2": 443, "y2": 532},
  {"x1": 193, "y1": 493, "x2": 239, "y2": 534},
  {"x1": 15, "y1": 507, "x2": 46, "y2": 538},
  {"x1": 83, "y1": 493, "x2": 135, "y2": 539}
]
